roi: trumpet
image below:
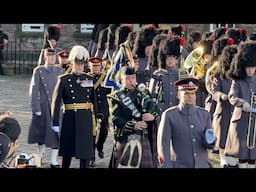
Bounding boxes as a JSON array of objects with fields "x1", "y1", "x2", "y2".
[
  {"x1": 247, "y1": 92, "x2": 256, "y2": 149},
  {"x1": 184, "y1": 47, "x2": 206, "y2": 79}
]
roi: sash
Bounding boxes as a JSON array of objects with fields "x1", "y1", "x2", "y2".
[{"x1": 116, "y1": 90, "x2": 141, "y2": 118}]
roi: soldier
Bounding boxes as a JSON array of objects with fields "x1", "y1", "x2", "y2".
[
  {"x1": 51, "y1": 45, "x2": 97, "y2": 168},
  {"x1": 157, "y1": 77, "x2": 216, "y2": 168},
  {"x1": 149, "y1": 37, "x2": 180, "y2": 115},
  {"x1": 38, "y1": 25, "x2": 63, "y2": 66},
  {"x1": 108, "y1": 67, "x2": 160, "y2": 168},
  {"x1": 225, "y1": 41, "x2": 256, "y2": 168},
  {"x1": 28, "y1": 48, "x2": 64, "y2": 168},
  {"x1": 57, "y1": 50, "x2": 71, "y2": 73},
  {"x1": 87, "y1": 57, "x2": 112, "y2": 167}
]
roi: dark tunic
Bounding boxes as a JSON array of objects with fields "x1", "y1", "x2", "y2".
[{"x1": 51, "y1": 72, "x2": 97, "y2": 160}]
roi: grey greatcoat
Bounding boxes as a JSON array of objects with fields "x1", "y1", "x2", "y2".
[
  {"x1": 225, "y1": 76, "x2": 256, "y2": 159},
  {"x1": 149, "y1": 68, "x2": 179, "y2": 115},
  {"x1": 212, "y1": 77, "x2": 233, "y2": 148},
  {"x1": 28, "y1": 65, "x2": 64, "y2": 147},
  {"x1": 157, "y1": 104, "x2": 213, "y2": 168}
]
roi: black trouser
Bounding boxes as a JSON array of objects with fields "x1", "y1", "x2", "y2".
[
  {"x1": 0, "y1": 49, "x2": 4, "y2": 75},
  {"x1": 62, "y1": 156, "x2": 90, "y2": 168},
  {"x1": 96, "y1": 119, "x2": 108, "y2": 152}
]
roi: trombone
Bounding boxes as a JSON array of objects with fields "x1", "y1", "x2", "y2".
[{"x1": 247, "y1": 91, "x2": 256, "y2": 149}]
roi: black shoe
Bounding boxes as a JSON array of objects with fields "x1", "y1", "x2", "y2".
[
  {"x1": 89, "y1": 160, "x2": 95, "y2": 167},
  {"x1": 98, "y1": 151, "x2": 104, "y2": 159},
  {"x1": 50, "y1": 164, "x2": 60, "y2": 168}
]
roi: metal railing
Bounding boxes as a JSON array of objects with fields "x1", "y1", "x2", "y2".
[{"x1": 2, "y1": 39, "x2": 41, "y2": 75}]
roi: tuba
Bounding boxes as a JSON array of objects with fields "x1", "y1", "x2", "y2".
[
  {"x1": 184, "y1": 47, "x2": 206, "y2": 79},
  {"x1": 247, "y1": 91, "x2": 256, "y2": 149}
]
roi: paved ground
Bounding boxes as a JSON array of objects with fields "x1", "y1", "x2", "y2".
[
  {"x1": 0, "y1": 75, "x2": 114, "y2": 168},
  {"x1": 0, "y1": 75, "x2": 222, "y2": 168}
]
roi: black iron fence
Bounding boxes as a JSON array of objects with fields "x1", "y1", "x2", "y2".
[{"x1": 2, "y1": 39, "x2": 41, "y2": 75}]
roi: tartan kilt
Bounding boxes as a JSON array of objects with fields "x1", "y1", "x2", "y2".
[{"x1": 114, "y1": 136, "x2": 154, "y2": 168}]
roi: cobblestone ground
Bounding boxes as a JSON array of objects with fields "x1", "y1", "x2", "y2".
[{"x1": 0, "y1": 75, "x2": 221, "y2": 168}]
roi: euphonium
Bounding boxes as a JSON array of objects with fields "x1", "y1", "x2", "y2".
[{"x1": 184, "y1": 47, "x2": 206, "y2": 79}]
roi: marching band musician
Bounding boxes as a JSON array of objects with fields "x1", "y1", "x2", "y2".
[
  {"x1": 211, "y1": 45, "x2": 238, "y2": 168},
  {"x1": 149, "y1": 37, "x2": 180, "y2": 115},
  {"x1": 157, "y1": 77, "x2": 216, "y2": 168},
  {"x1": 51, "y1": 45, "x2": 98, "y2": 168},
  {"x1": 225, "y1": 41, "x2": 256, "y2": 168},
  {"x1": 87, "y1": 57, "x2": 112, "y2": 167},
  {"x1": 108, "y1": 67, "x2": 160, "y2": 168}
]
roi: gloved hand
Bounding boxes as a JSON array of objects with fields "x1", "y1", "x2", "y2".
[
  {"x1": 96, "y1": 113, "x2": 104, "y2": 120},
  {"x1": 34, "y1": 112, "x2": 42, "y2": 116},
  {"x1": 220, "y1": 93, "x2": 228, "y2": 101},
  {"x1": 52, "y1": 126, "x2": 60, "y2": 133},
  {"x1": 205, "y1": 129, "x2": 216, "y2": 144},
  {"x1": 242, "y1": 102, "x2": 251, "y2": 112}
]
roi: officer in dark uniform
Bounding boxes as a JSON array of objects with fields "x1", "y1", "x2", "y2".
[
  {"x1": 108, "y1": 67, "x2": 160, "y2": 168},
  {"x1": 51, "y1": 45, "x2": 98, "y2": 168},
  {"x1": 87, "y1": 57, "x2": 112, "y2": 167}
]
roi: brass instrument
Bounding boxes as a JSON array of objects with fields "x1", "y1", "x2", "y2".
[
  {"x1": 184, "y1": 47, "x2": 206, "y2": 79},
  {"x1": 247, "y1": 92, "x2": 256, "y2": 149},
  {"x1": 206, "y1": 61, "x2": 220, "y2": 84}
]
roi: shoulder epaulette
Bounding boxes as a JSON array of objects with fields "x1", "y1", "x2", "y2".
[
  {"x1": 107, "y1": 92, "x2": 120, "y2": 102},
  {"x1": 83, "y1": 72, "x2": 93, "y2": 78},
  {"x1": 59, "y1": 73, "x2": 69, "y2": 78}
]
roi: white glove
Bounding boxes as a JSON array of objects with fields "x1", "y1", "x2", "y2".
[
  {"x1": 220, "y1": 93, "x2": 228, "y2": 101},
  {"x1": 34, "y1": 112, "x2": 41, "y2": 116},
  {"x1": 242, "y1": 102, "x2": 251, "y2": 112},
  {"x1": 205, "y1": 129, "x2": 216, "y2": 144},
  {"x1": 52, "y1": 126, "x2": 60, "y2": 133}
]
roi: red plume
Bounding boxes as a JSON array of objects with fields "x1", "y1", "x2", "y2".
[
  {"x1": 181, "y1": 25, "x2": 185, "y2": 32},
  {"x1": 180, "y1": 37, "x2": 185, "y2": 46},
  {"x1": 228, "y1": 38, "x2": 234, "y2": 45},
  {"x1": 210, "y1": 38, "x2": 215, "y2": 43},
  {"x1": 239, "y1": 28, "x2": 243, "y2": 36},
  {"x1": 127, "y1": 24, "x2": 133, "y2": 31},
  {"x1": 56, "y1": 25, "x2": 62, "y2": 30}
]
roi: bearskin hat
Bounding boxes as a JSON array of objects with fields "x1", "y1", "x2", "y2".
[
  {"x1": 189, "y1": 31, "x2": 202, "y2": 44},
  {"x1": 132, "y1": 24, "x2": 156, "y2": 58},
  {"x1": 43, "y1": 26, "x2": 61, "y2": 49},
  {"x1": 225, "y1": 28, "x2": 241, "y2": 44},
  {"x1": 220, "y1": 45, "x2": 238, "y2": 79},
  {"x1": 200, "y1": 39, "x2": 213, "y2": 55},
  {"x1": 170, "y1": 24, "x2": 185, "y2": 37},
  {"x1": 213, "y1": 27, "x2": 227, "y2": 40},
  {"x1": 158, "y1": 37, "x2": 180, "y2": 69},
  {"x1": 147, "y1": 34, "x2": 168, "y2": 70},
  {"x1": 249, "y1": 32, "x2": 256, "y2": 41},
  {"x1": 228, "y1": 41, "x2": 256, "y2": 80},
  {"x1": 106, "y1": 24, "x2": 120, "y2": 50},
  {"x1": 114, "y1": 25, "x2": 132, "y2": 49},
  {"x1": 97, "y1": 27, "x2": 108, "y2": 50},
  {"x1": 127, "y1": 31, "x2": 137, "y2": 50},
  {"x1": 201, "y1": 31, "x2": 213, "y2": 41},
  {"x1": 211, "y1": 37, "x2": 234, "y2": 62}
]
